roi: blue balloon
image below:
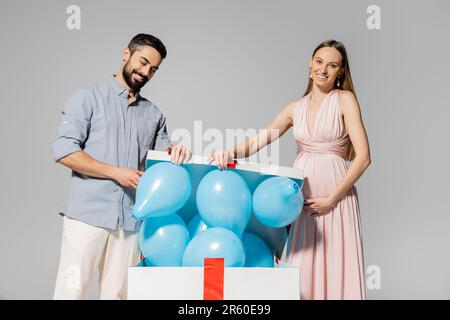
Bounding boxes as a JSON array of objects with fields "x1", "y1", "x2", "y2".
[
  {"x1": 182, "y1": 227, "x2": 245, "y2": 267},
  {"x1": 139, "y1": 214, "x2": 190, "y2": 266},
  {"x1": 176, "y1": 163, "x2": 216, "y2": 224},
  {"x1": 132, "y1": 162, "x2": 192, "y2": 220},
  {"x1": 187, "y1": 214, "x2": 209, "y2": 238},
  {"x1": 242, "y1": 232, "x2": 274, "y2": 267},
  {"x1": 253, "y1": 177, "x2": 303, "y2": 228},
  {"x1": 177, "y1": 207, "x2": 197, "y2": 225},
  {"x1": 245, "y1": 213, "x2": 287, "y2": 258},
  {"x1": 196, "y1": 170, "x2": 252, "y2": 236}
]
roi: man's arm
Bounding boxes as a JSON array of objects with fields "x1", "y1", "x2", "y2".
[
  {"x1": 52, "y1": 88, "x2": 143, "y2": 189},
  {"x1": 153, "y1": 113, "x2": 172, "y2": 151},
  {"x1": 153, "y1": 112, "x2": 192, "y2": 164},
  {"x1": 58, "y1": 151, "x2": 143, "y2": 190}
]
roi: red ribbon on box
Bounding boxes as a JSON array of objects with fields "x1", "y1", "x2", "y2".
[
  {"x1": 203, "y1": 258, "x2": 225, "y2": 300},
  {"x1": 227, "y1": 161, "x2": 237, "y2": 169}
]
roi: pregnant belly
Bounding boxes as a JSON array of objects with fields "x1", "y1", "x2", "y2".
[{"x1": 294, "y1": 153, "x2": 350, "y2": 198}]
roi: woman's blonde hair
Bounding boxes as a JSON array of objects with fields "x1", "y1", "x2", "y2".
[{"x1": 303, "y1": 39, "x2": 356, "y2": 161}]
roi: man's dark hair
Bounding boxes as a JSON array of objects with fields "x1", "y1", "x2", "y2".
[{"x1": 127, "y1": 33, "x2": 167, "y2": 59}]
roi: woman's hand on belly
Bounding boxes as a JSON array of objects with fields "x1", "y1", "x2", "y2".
[{"x1": 304, "y1": 196, "x2": 337, "y2": 216}]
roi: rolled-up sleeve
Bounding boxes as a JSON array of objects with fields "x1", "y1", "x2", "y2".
[
  {"x1": 52, "y1": 88, "x2": 93, "y2": 162},
  {"x1": 153, "y1": 113, "x2": 172, "y2": 151}
]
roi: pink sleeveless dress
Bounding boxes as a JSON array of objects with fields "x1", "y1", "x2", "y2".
[{"x1": 282, "y1": 89, "x2": 366, "y2": 300}]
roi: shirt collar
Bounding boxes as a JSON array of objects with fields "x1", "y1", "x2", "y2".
[{"x1": 110, "y1": 75, "x2": 141, "y2": 101}]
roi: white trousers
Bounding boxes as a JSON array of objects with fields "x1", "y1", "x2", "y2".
[{"x1": 53, "y1": 215, "x2": 141, "y2": 300}]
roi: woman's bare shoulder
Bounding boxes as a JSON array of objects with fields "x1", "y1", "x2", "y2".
[
  {"x1": 338, "y1": 89, "x2": 359, "y2": 115},
  {"x1": 338, "y1": 89, "x2": 356, "y2": 101},
  {"x1": 284, "y1": 99, "x2": 303, "y2": 117}
]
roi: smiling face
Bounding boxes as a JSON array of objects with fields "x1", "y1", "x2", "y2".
[
  {"x1": 310, "y1": 47, "x2": 344, "y2": 90},
  {"x1": 121, "y1": 45, "x2": 162, "y2": 91}
]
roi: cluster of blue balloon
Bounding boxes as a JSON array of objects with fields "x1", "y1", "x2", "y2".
[{"x1": 132, "y1": 162, "x2": 303, "y2": 268}]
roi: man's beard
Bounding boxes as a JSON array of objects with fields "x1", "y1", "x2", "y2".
[{"x1": 122, "y1": 62, "x2": 148, "y2": 91}]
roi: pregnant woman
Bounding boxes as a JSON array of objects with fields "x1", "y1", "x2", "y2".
[{"x1": 208, "y1": 39, "x2": 371, "y2": 300}]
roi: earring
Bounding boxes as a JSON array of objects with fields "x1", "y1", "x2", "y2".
[{"x1": 337, "y1": 78, "x2": 341, "y2": 87}]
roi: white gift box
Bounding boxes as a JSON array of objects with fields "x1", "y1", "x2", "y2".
[
  {"x1": 128, "y1": 258, "x2": 300, "y2": 300},
  {"x1": 127, "y1": 150, "x2": 303, "y2": 300}
]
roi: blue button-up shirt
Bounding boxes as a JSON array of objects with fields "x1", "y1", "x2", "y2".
[{"x1": 52, "y1": 76, "x2": 172, "y2": 232}]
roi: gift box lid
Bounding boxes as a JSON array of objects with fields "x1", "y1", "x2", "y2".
[{"x1": 146, "y1": 150, "x2": 304, "y2": 191}]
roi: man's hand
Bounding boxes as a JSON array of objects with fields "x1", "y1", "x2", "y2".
[
  {"x1": 167, "y1": 144, "x2": 192, "y2": 165},
  {"x1": 111, "y1": 168, "x2": 144, "y2": 190}
]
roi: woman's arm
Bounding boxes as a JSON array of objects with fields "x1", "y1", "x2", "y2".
[
  {"x1": 208, "y1": 101, "x2": 297, "y2": 169},
  {"x1": 306, "y1": 90, "x2": 371, "y2": 215}
]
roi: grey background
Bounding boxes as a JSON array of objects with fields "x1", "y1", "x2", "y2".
[{"x1": 1, "y1": 0, "x2": 449, "y2": 299}]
